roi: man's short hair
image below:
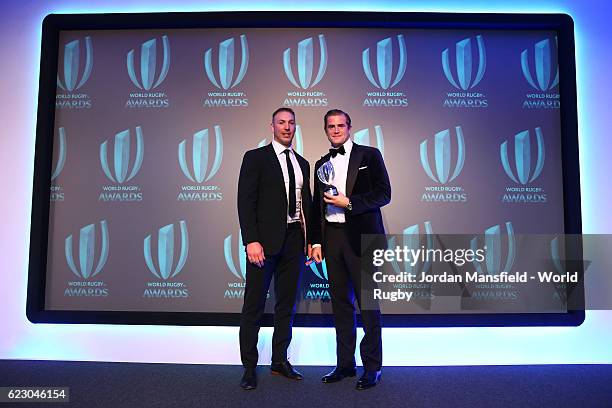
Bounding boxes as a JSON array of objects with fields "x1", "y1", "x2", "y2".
[
  {"x1": 324, "y1": 109, "x2": 352, "y2": 129},
  {"x1": 272, "y1": 107, "x2": 296, "y2": 122}
]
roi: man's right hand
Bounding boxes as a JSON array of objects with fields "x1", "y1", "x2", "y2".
[
  {"x1": 246, "y1": 242, "x2": 265, "y2": 268},
  {"x1": 311, "y1": 246, "x2": 323, "y2": 264}
]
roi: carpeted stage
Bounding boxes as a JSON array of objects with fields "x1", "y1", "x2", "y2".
[{"x1": 1, "y1": 361, "x2": 611, "y2": 407}]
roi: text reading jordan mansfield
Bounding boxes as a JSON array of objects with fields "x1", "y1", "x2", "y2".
[{"x1": 369, "y1": 246, "x2": 579, "y2": 302}]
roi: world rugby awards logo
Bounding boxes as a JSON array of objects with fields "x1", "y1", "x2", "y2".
[
  {"x1": 550, "y1": 236, "x2": 568, "y2": 303},
  {"x1": 51, "y1": 127, "x2": 67, "y2": 202},
  {"x1": 521, "y1": 38, "x2": 560, "y2": 109},
  {"x1": 56, "y1": 37, "x2": 93, "y2": 109},
  {"x1": 203, "y1": 35, "x2": 249, "y2": 107},
  {"x1": 468, "y1": 222, "x2": 518, "y2": 302},
  {"x1": 283, "y1": 35, "x2": 328, "y2": 107},
  {"x1": 143, "y1": 220, "x2": 190, "y2": 298},
  {"x1": 419, "y1": 126, "x2": 467, "y2": 202},
  {"x1": 284, "y1": 35, "x2": 327, "y2": 89},
  {"x1": 177, "y1": 126, "x2": 223, "y2": 202},
  {"x1": 500, "y1": 127, "x2": 547, "y2": 203},
  {"x1": 387, "y1": 222, "x2": 434, "y2": 302},
  {"x1": 305, "y1": 260, "x2": 330, "y2": 300},
  {"x1": 99, "y1": 126, "x2": 144, "y2": 202},
  {"x1": 389, "y1": 222, "x2": 433, "y2": 275},
  {"x1": 64, "y1": 220, "x2": 109, "y2": 297},
  {"x1": 362, "y1": 35, "x2": 408, "y2": 107},
  {"x1": 125, "y1": 35, "x2": 170, "y2": 108},
  {"x1": 471, "y1": 223, "x2": 516, "y2": 275},
  {"x1": 224, "y1": 229, "x2": 247, "y2": 298},
  {"x1": 441, "y1": 36, "x2": 487, "y2": 108},
  {"x1": 354, "y1": 126, "x2": 385, "y2": 157}
]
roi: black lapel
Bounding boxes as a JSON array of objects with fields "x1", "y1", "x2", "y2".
[
  {"x1": 316, "y1": 153, "x2": 332, "y2": 197},
  {"x1": 314, "y1": 154, "x2": 331, "y2": 217},
  {"x1": 346, "y1": 143, "x2": 364, "y2": 197}
]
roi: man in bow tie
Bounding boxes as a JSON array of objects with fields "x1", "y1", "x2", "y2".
[
  {"x1": 311, "y1": 109, "x2": 391, "y2": 390},
  {"x1": 237, "y1": 107, "x2": 312, "y2": 390}
]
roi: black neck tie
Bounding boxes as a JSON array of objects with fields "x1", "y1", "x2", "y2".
[
  {"x1": 329, "y1": 145, "x2": 346, "y2": 158},
  {"x1": 283, "y1": 149, "x2": 296, "y2": 217}
]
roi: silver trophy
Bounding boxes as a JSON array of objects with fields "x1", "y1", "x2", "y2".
[{"x1": 317, "y1": 160, "x2": 338, "y2": 196}]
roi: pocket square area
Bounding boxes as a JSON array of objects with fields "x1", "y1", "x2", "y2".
[{"x1": 358, "y1": 166, "x2": 368, "y2": 170}]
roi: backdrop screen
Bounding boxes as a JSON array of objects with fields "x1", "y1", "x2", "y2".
[{"x1": 29, "y1": 12, "x2": 581, "y2": 326}]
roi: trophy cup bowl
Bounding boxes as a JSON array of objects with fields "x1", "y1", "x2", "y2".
[{"x1": 317, "y1": 160, "x2": 338, "y2": 196}]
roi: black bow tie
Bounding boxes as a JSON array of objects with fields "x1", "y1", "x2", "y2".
[{"x1": 329, "y1": 145, "x2": 346, "y2": 158}]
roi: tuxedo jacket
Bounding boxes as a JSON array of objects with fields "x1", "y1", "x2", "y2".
[
  {"x1": 238, "y1": 143, "x2": 312, "y2": 256},
  {"x1": 311, "y1": 142, "x2": 391, "y2": 255}
]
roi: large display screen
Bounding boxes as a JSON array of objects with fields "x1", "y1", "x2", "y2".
[{"x1": 27, "y1": 12, "x2": 582, "y2": 326}]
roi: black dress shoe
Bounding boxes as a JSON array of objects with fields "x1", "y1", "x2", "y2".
[
  {"x1": 321, "y1": 367, "x2": 357, "y2": 383},
  {"x1": 270, "y1": 361, "x2": 303, "y2": 380},
  {"x1": 356, "y1": 370, "x2": 381, "y2": 390},
  {"x1": 240, "y1": 368, "x2": 257, "y2": 390}
]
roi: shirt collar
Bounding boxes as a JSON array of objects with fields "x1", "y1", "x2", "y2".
[
  {"x1": 330, "y1": 138, "x2": 353, "y2": 157},
  {"x1": 272, "y1": 139, "x2": 293, "y2": 156}
]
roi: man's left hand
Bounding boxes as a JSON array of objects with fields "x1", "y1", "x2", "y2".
[{"x1": 324, "y1": 191, "x2": 350, "y2": 208}]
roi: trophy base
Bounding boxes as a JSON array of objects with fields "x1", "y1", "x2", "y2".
[{"x1": 325, "y1": 186, "x2": 339, "y2": 196}]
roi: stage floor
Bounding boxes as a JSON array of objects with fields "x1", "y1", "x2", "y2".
[{"x1": 1, "y1": 360, "x2": 611, "y2": 407}]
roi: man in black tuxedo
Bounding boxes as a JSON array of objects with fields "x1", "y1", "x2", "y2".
[
  {"x1": 237, "y1": 107, "x2": 312, "y2": 390},
  {"x1": 311, "y1": 109, "x2": 391, "y2": 390}
]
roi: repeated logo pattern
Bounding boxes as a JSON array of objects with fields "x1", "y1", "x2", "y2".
[
  {"x1": 388, "y1": 221, "x2": 434, "y2": 275},
  {"x1": 442, "y1": 35, "x2": 486, "y2": 90},
  {"x1": 179, "y1": 126, "x2": 223, "y2": 183},
  {"x1": 204, "y1": 35, "x2": 249, "y2": 90},
  {"x1": 52, "y1": 127, "x2": 67, "y2": 181},
  {"x1": 521, "y1": 38, "x2": 559, "y2": 91},
  {"x1": 500, "y1": 127, "x2": 545, "y2": 185},
  {"x1": 283, "y1": 35, "x2": 328, "y2": 89},
  {"x1": 362, "y1": 35, "x2": 407, "y2": 90},
  {"x1": 57, "y1": 37, "x2": 93, "y2": 92},
  {"x1": 144, "y1": 220, "x2": 189, "y2": 280},
  {"x1": 65, "y1": 220, "x2": 109, "y2": 279},
  {"x1": 52, "y1": 32, "x2": 562, "y2": 304},
  {"x1": 420, "y1": 126, "x2": 465, "y2": 184},
  {"x1": 354, "y1": 125, "x2": 385, "y2": 157},
  {"x1": 127, "y1": 35, "x2": 170, "y2": 90},
  {"x1": 471, "y1": 222, "x2": 516, "y2": 275},
  {"x1": 100, "y1": 126, "x2": 144, "y2": 183}
]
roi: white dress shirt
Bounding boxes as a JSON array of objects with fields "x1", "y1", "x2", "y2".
[
  {"x1": 325, "y1": 138, "x2": 353, "y2": 223},
  {"x1": 272, "y1": 139, "x2": 303, "y2": 223}
]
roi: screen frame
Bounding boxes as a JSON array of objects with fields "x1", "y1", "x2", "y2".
[{"x1": 27, "y1": 11, "x2": 584, "y2": 327}]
